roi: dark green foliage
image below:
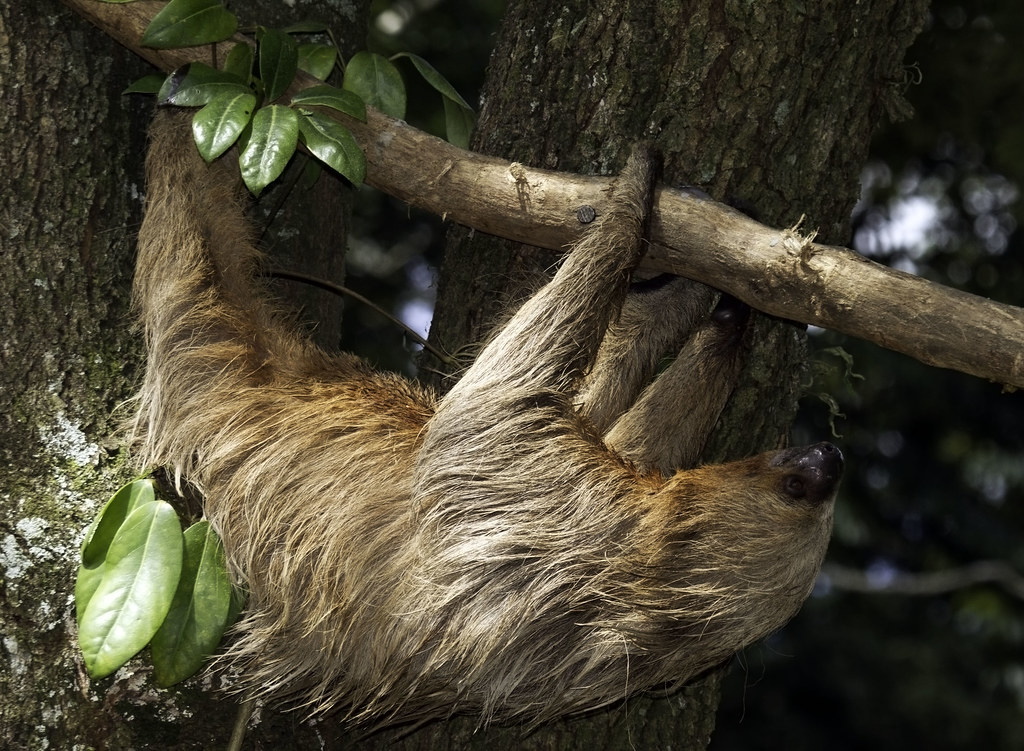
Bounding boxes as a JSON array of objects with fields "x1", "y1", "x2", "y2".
[
  {"x1": 75, "y1": 480, "x2": 237, "y2": 686},
  {"x1": 132, "y1": 0, "x2": 473, "y2": 193}
]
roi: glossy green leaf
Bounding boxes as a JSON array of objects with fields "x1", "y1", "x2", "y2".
[
  {"x1": 80, "y1": 480, "x2": 156, "y2": 565},
  {"x1": 297, "y1": 44, "x2": 337, "y2": 81},
  {"x1": 157, "y1": 63, "x2": 250, "y2": 107},
  {"x1": 343, "y1": 51, "x2": 406, "y2": 120},
  {"x1": 141, "y1": 0, "x2": 238, "y2": 50},
  {"x1": 297, "y1": 111, "x2": 366, "y2": 186},
  {"x1": 297, "y1": 156, "x2": 324, "y2": 191},
  {"x1": 78, "y1": 501, "x2": 183, "y2": 679},
  {"x1": 150, "y1": 521, "x2": 233, "y2": 686},
  {"x1": 291, "y1": 85, "x2": 366, "y2": 121},
  {"x1": 443, "y1": 96, "x2": 475, "y2": 149},
  {"x1": 258, "y1": 27, "x2": 299, "y2": 103},
  {"x1": 239, "y1": 105, "x2": 299, "y2": 195},
  {"x1": 123, "y1": 74, "x2": 166, "y2": 95},
  {"x1": 192, "y1": 92, "x2": 257, "y2": 162},
  {"x1": 76, "y1": 480, "x2": 157, "y2": 626},
  {"x1": 223, "y1": 42, "x2": 254, "y2": 82},
  {"x1": 394, "y1": 52, "x2": 472, "y2": 110}
]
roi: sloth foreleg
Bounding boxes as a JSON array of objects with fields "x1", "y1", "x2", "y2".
[{"x1": 433, "y1": 148, "x2": 660, "y2": 414}]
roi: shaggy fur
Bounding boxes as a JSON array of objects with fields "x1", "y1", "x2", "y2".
[{"x1": 133, "y1": 110, "x2": 841, "y2": 727}]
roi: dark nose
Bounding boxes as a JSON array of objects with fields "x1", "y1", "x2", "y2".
[{"x1": 773, "y1": 442, "x2": 844, "y2": 504}]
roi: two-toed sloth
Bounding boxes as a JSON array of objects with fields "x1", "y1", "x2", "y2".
[{"x1": 133, "y1": 110, "x2": 842, "y2": 727}]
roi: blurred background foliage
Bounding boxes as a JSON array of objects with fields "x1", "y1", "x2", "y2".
[{"x1": 329, "y1": 0, "x2": 1024, "y2": 746}]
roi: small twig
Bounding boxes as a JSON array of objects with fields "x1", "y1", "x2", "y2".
[
  {"x1": 821, "y1": 561, "x2": 1024, "y2": 601},
  {"x1": 226, "y1": 697, "x2": 255, "y2": 751},
  {"x1": 269, "y1": 268, "x2": 456, "y2": 367},
  {"x1": 257, "y1": 159, "x2": 308, "y2": 245}
]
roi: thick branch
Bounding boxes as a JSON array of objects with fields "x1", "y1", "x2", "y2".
[{"x1": 64, "y1": 0, "x2": 1024, "y2": 389}]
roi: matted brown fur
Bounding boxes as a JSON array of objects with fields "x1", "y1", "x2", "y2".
[{"x1": 132, "y1": 110, "x2": 841, "y2": 728}]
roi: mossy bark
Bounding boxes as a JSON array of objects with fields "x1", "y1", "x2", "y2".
[{"x1": 0, "y1": 0, "x2": 366, "y2": 748}]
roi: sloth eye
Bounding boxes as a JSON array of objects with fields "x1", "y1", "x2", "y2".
[{"x1": 782, "y1": 475, "x2": 806, "y2": 499}]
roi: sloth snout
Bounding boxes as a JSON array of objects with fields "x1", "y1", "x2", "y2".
[{"x1": 775, "y1": 442, "x2": 844, "y2": 505}]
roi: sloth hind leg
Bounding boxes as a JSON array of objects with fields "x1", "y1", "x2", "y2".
[
  {"x1": 133, "y1": 111, "x2": 396, "y2": 483},
  {"x1": 136, "y1": 110, "x2": 364, "y2": 387},
  {"x1": 604, "y1": 294, "x2": 750, "y2": 474},
  {"x1": 576, "y1": 274, "x2": 715, "y2": 435}
]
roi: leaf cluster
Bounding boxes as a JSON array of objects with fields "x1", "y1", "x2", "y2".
[
  {"x1": 75, "y1": 479, "x2": 240, "y2": 686},
  {"x1": 120, "y1": 0, "x2": 474, "y2": 194}
]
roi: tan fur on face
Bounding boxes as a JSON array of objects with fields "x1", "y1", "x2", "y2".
[{"x1": 132, "y1": 111, "x2": 839, "y2": 727}]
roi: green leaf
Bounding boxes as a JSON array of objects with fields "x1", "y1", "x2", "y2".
[
  {"x1": 291, "y1": 84, "x2": 366, "y2": 121},
  {"x1": 297, "y1": 43, "x2": 338, "y2": 81},
  {"x1": 78, "y1": 501, "x2": 183, "y2": 680},
  {"x1": 192, "y1": 92, "x2": 257, "y2": 162},
  {"x1": 239, "y1": 105, "x2": 300, "y2": 195},
  {"x1": 223, "y1": 42, "x2": 254, "y2": 82},
  {"x1": 297, "y1": 157, "x2": 324, "y2": 191},
  {"x1": 297, "y1": 111, "x2": 366, "y2": 185},
  {"x1": 393, "y1": 52, "x2": 472, "y2": 110},
  {"x1": 123, "y1": 74, "x2": 166, "y2": 95},
  {"x1": 151, "y1": 521, "x2": 233, "y2": 686},
  {"x1": 141, "y1": 0, "x2": 238, "y2": 50},
  {"x1": 343, "y1": 51, "x2": 406, "y2": 120},
  {"x1": 157, "y1": 63, "x2": 250, "y2": 107},
  {"x1": 76, "y1": 480, "x2": 157, "y2": 626},
  {"x1": 443, "y1": 97, "x2": 475, "y2": 149},
  {"x1": 258, "y1": 27, "x2": 299, "y2": 103},
  {"x1": 80, "y1": 480, "x2": 156, "y2": 566}
]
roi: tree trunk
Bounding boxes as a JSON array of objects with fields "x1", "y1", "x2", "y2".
[
  {"x1": 1, "y1": 2, "x2": 149, "y2": 746},
  {"x1": 0, "y1": 0, "x2": 365, "y2": 748},
  {"x1": 418, "y1": 0, "x2": 929, "y2": 748}
]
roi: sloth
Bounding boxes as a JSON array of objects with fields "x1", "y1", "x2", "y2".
[{"x1": 132, "y1": 109, "x2": 842, "y2": 728}]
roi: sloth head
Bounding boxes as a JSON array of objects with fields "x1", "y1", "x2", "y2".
[{"x1": 630, "y1": 441, "x2": 843, "y2": 658}]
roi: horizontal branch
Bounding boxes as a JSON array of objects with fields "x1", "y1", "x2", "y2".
[
  {"x1": 821, "y1": 561, "x2": 1024, "y2": 601},
  {"x1": 64, "y1": 0, "x2": 1024, "y2": 389}
]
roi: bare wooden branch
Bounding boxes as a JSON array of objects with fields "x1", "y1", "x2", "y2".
[
  {"x1": 64, "y1": 0, "x2": 1024, "y2": 389},
  {"x1": 822, "y1": 561, "x2": 1024, "y2": 601}
]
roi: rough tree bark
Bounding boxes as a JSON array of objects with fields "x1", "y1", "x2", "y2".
[
  {"x1": 0, "y1": 0, "x2": 366, "y2": 748},
  {"x1": 2, "y1": 1, "x2": 927, "y2": 750},
  {"x1": 1, "y1": 3, "x2": 151, "y2": 747}
]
